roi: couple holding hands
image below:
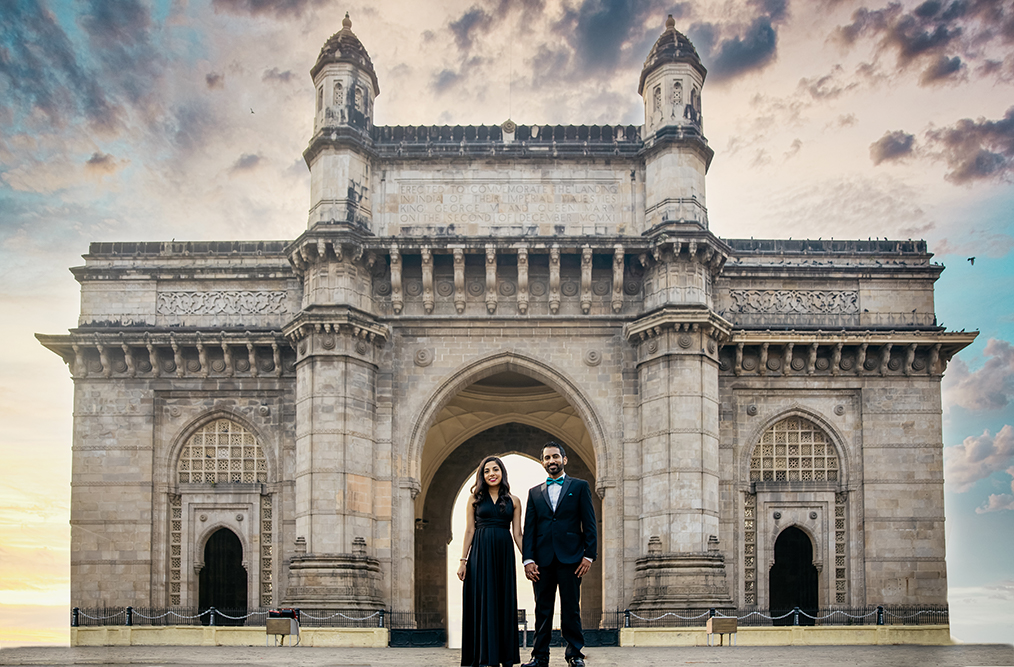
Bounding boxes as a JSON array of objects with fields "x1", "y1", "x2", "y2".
[{"x1": 456, "y1": 442, "x2": 597, "y2": 667}]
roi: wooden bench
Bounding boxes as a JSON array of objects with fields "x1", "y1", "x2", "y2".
[{"x1": 706, "y1": 617, "x2": 737, "y2": 646}]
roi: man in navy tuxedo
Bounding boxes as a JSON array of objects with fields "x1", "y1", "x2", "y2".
[{"x1": 521, "y1": 442, "x2": 597, "y2": 667}]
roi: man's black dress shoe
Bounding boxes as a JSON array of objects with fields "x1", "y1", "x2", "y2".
[
  {"x1": 567, "y1": 657, "x2": 586, "y2": 667},
  {"x1": 520, "y1": 658, "x2": 549, "y2": 667}
]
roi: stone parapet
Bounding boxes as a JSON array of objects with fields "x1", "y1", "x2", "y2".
[
  {"x1": 619, "y1": 625, "x2": 953, "y2": 646},
  {"x1": 71, "y1": 625, "x2": 389, "y2": 647}
]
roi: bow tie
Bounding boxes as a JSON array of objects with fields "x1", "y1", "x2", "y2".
[{"x1": 546, "y1": 477, "x2": 564, "y2": 486}]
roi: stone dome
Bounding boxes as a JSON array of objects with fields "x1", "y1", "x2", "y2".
[
  {"x1": 311, "y1": 13, "x2": 379, "y2": 94},
  {"x1": 638, "y1": 15, "x2": 705, "y2": 95}
]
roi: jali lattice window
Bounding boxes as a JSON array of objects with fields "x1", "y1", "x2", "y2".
[
  {"x1": 169, "y1": 495, "x2": 182, "y2": 605},
  {"x1": 750, "y1": 416, "x2": 839, "y2": 482},
  {"x1": 178, "y1": 419, "x2": 266, "y2": 484}
]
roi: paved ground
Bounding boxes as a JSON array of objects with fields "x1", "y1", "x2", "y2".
[{"x1": 1, "y1": 645, "x2": 1013, "y2": 667}]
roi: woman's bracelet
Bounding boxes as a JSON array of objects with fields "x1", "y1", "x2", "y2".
[{"x1": 459, "y1": 558, "x2": 467, "y2": 561}]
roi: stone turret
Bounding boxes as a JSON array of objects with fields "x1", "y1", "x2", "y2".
[
  {"x1": 639, "y1": 15, "x2": 713, "y2": 232},
  {"x1": 311, "y1": 12, "x2": 379, "y2": 133},
  {"x1": 305, "y1": 12, "x2": 377, "y2": 230}
]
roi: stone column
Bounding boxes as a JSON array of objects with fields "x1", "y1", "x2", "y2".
[
  {"x1": 283, "y1": 236, "x2": 389, "y2": 609},
  {"x1": 625, "y1": 237, "x2": 732, "y2": 610}
]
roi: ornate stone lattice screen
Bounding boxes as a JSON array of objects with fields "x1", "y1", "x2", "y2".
[
  {"x1": 749, "y1": 416, "x2": 839, "y2": 482},
  {"x1": 169, "y1": 496, "x2": 182, "y2": 605},
  {"x1": 177, "y1": 420, "x2": 266, "y2": 484}
]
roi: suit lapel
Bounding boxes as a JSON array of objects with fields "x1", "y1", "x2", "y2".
[
  {"x1": 559, "y1": 476, "x2": 574, "y2": 510},
  {"x1": 540, "y1": 482, "x2": 552, "y2": 514}
]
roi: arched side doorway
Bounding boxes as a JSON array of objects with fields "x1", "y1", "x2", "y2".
[
  {"x1": 199, "y1": 528, "x2": 247, "y2": 625},
  {"x1": 769, "y1": 526, "x2": 818, "y2": 626},
  {"x1": 416, "y1": 422, "x2": 602, "y2": 634}
]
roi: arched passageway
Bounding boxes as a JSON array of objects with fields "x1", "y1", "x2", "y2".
[
  {"x1": 416, "y1": 421, "x2": 602, "y2": 631},
  {"x1": 769, "y1": 526, "x2": 818, "y2": 625},
  {"x1": 199, "y1": 528, "x2": 247, "y2": 625}
]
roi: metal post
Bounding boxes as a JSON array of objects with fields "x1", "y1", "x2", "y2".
[
  {"x1": 72, "y1": 607, "x2": 79, "y2": 628},
  {"x1": 792, "y1": 607, "x2": 800, "y2": 626},
  {"x1": 379, "y1": 609, "x2": 385, "y2": 628},
  {"x1": 877, "y1": 606, "x2": 884, "y2": 626},
  {"x1": 209, "y1": 607, "x2": 216, "y2": 626},
  {"x1": 624, "y1": 609, "x2": 631, "y2": 628},
  {"x1": 709, "y1": 608, "x2": 716, "y2": 618},
  {"x1": 126, "y1": 606, "x2": 133, "y2": 626}
]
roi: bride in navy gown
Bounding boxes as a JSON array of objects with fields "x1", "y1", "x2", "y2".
[{"x1": 457, "y1": 455, "x2": 523, "y2": 667}]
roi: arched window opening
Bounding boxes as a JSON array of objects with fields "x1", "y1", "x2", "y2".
[
  {"x1": 750, "y1": 416, "x2": 839, "y2": 482},
  {"x1": 178, "y1": 419, "x2": 266, "y2": 484}
]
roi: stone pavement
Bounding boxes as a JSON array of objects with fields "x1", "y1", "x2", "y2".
[{"x1": 2, "y1": 645, "x2": 1013, "y2": 667}]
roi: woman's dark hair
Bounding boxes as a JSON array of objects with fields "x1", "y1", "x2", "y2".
[{"x1": 470, "y1": 455, "x2": 511, "y2": 514}]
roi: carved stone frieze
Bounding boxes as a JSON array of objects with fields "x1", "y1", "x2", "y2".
[
  {"x1": 728, "y1": 289, "x2": 858, "y2": 314},
  {"x1": 157, "y1": 291, "x2": 287, "y2": 316}
]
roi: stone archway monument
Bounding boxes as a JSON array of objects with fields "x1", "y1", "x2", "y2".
[{"x1": 39, "y1": 13, "x2": 973, "y2": 620}]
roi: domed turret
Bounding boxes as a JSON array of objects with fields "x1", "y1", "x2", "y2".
[
  {"x1": 304, "y1": 13, "x2": 378, "y2": 231},
  {"x1": 638, "y1": 16, "x2": 713, "y2": 232},
  {"x1": 310, "y1": 13, "x2": 379, "y2": 133},
  {"x1": 639, "y1": 15, "x2": 705, "y2": 135}
]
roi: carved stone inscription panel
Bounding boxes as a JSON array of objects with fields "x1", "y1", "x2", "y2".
[
  {"x1": 389, "y1": 179, "x2": 622, "y2": 236},
  {"x1": 728, "y1": 290, "x2": 859, "y2": 314},
  {"x1": 157, "y1": 291, "x2": 288, "y2": 316}
]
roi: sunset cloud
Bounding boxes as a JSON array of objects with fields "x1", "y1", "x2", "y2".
[
  {"x1": 870, "y1": 130, "x2": 916, "y2": 164},
  {"x1": 943, "y1": 338, "x2": 1014, "y2": 412},
  {"x1": 944, "y1": 425, "x2": 1014, "y2": 492},
  {"x1": 832, "y1": 0, "x2": 1014, "y2": 86}
]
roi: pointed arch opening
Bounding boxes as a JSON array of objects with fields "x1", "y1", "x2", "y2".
[
  {"x1": 409, "y1": 359, "x2": 607, "y2": 641},
  {"x1": 769, "y1": 526, "x2": 818, "y2": 625},
  {"x1": 199, "y1": 528, "x2": 247, "y2": 625}
]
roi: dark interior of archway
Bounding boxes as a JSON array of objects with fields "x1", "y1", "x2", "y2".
[
  {"x1": 769, "y1": 526, "x2": 818, "y2": 626},
  {"x1": 472, "y1": 371, "x2": 545, "y2": 388},
  {"x1": 415, "y1": 422, "x2": 602, "y2": 631},
  {"x1": 199, "y1": 528, "x2": 247, "y2": 626}
]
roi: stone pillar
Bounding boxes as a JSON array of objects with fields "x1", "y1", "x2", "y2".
[
  {"x1": 624, "y1": 237, "x2": 732, "y2": 610},
  {"x1": 283, "y1": 236, "x2": 389, "y2": 609}
]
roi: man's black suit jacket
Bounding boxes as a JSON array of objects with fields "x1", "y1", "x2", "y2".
[{"x1": 521, "y1": 475, "x2": 597, "y2": 567}]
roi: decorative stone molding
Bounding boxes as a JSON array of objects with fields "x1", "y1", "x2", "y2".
[
  {"x1": 727, "y1": 289, "x2": 859, "y2": 314},
  {"x1": 414, "y1": 348, "x2": 434, "y2": 367},
  {"x1": 157, "y1": 291, "x2": 288, "y2": 316},
  {"x1": 38, "y1": 331, "x2": 293, "y2": 379},
  {"x1": 719, "y1": 331, "x2": 975, "y2": 377}
]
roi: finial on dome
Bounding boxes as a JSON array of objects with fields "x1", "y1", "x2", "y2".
[
  {"x1": 342, "y1": 12, "x2": 352, "y2": 29},
  {"x1": 665, "y1": 14, "x2": 675, "y2": 30}
]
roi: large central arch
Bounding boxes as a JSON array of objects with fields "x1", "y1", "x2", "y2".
[
  {"x1": 406, "y1": 351, "x2": 610, "y2": 482},
  {"x1": 406, "y1": 351, "x2": 610, "y2": 635}
]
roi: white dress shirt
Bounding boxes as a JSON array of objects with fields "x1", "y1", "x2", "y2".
[{"x1": 547, "y1": 473, "x2": 565, "y2": 511}]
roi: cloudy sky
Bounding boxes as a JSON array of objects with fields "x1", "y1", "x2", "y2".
[{"x1": 2, "y1": 0, "x2": 1013, "y2": 647}]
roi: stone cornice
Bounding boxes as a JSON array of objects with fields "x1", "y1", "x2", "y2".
[
  {"x1": 638, "y1": 125, "x2": 715, "y2": 170},
  {"x1": 36, "y1": 330, "x2": 293, "y2": 379},
  {"x1": 282, "y1": 308, "x2": 389, "y2": 345},
  {"x1": 719, "y1": 331, "x2": 977, "y2": 377},
  {"x1": 624, "y1": 306, "x2": 734, "y2": 343},
  {"x1": 728, "y1": 329, "x2": 976, "y2": 346}
]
